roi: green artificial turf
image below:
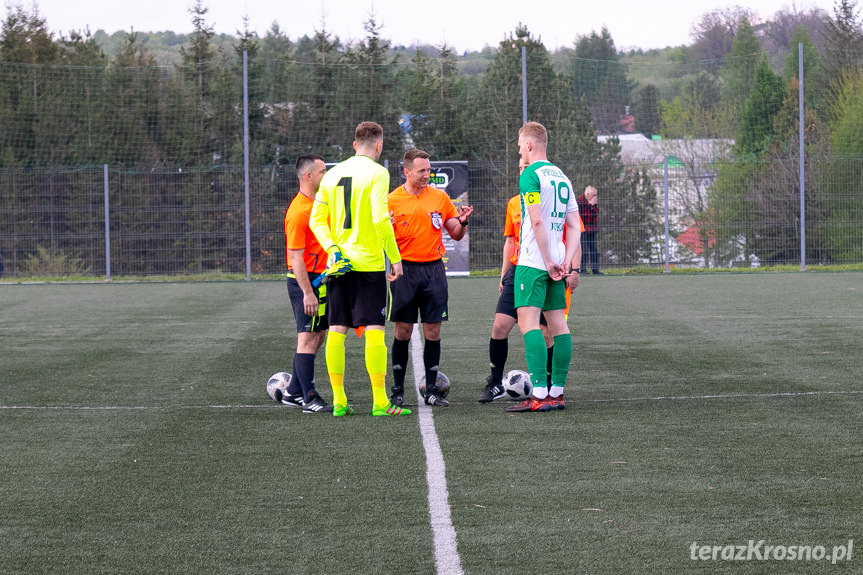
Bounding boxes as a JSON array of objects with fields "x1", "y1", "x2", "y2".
[{"x1": 1, "y1": 275, "x2": 860, "y2": 574}]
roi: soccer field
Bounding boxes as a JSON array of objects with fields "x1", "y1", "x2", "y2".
[{"x1": 1, "y1": 274, "x2": 861, "y2": 574}]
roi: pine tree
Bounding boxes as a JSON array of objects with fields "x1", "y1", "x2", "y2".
[
  {"x1": 0, "y1": 4, "x2": 59, "y2": 166},
  {"x1": 179, "y1": 0, "x2": 215, "y2": 100},
  {"x1": 234, "y1": 15, "x2": 269, "y2": 163},
  {"x1": 635, "y1": 84, "x2": 661, "y2": 137},
  {"x1": 820, "y1": 70, "x2": 863, "y2": 262},
  {"x1": 401, "y1": 44, "x2": 465, "y2": 158},
  {"x1": 661, "y1": 71, "x2": 734, "y2": 139},
  {"x1": 784, "y1": 25, "x2": 827, "y2": 121},
  {"x1": 0, "y1": 4, "x2": 57, "y2": 64},
  {"x1": 278, "y1": 23, "x2": 346, "y2": 161},
  {"x1": 49, "y1": 30, "x2": 106, "y2": 165},
  {"x1": 736, "y1": 58, "x2": 786, "y2": 157},
  {"x1": 343, "y1": 15, "x2": 401, "y2": 159},
  {"x1": 823, "y1": 0, "x2": 863, "y2": 83},
  {"x1": 572, "y1": 27, "x2": 631, "y2": 133},
  {"x1": 103, "y1": 32, "x2": 163, "y2": 165},
  {"x1": 177, "y1": 0, "x2": 219, "y2": 165},
  {"x1": 722, "y1": 17, "x2": 763, "y2": 110}
]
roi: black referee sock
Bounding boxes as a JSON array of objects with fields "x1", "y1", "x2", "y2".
[
  {"x1": 489, "y1": 337, "x2": 508, "y2": 386},
  {"x1": 424, "y1": 339, "x2": 441, "y2": 390},
  {"x1": 391, "y1": 338, "x2": 410, "y2": 390},
  {"x1": 547, "y1": 345, "x2": 554, "y2": 385},
  {"x1": 287, "y1": 354, "x2": 303, "y2": 396},
  {"x1": 294, "y1": 352, "x2": 316, "y2": 401}
]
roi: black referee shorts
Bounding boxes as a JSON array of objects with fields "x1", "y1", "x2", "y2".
[
  {"x1": 495, "y1": 267, "x2": 547, "y2": 325},
  {"x1": 286, "y1": 274, "x2": 328, "y2": 333},
  {"x1": 388, "y1": 259, "x2": 449, "y2": 324}
]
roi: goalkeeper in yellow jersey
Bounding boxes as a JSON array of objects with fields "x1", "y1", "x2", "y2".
[{"x1": 309, "y1": 121, "x2": 409, "y2": 417}]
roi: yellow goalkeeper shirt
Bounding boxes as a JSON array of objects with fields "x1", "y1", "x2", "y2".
[{"x1": 310, "y1": 155, "x2": 402, "y2": 272}]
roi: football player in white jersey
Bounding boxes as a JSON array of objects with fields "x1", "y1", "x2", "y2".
[{"x1": 507, "y1": 121, "x2": 581, "y2": 413}]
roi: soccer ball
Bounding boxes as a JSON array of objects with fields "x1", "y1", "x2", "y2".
[
  {"x1": 266, "y1": 372, "x2": 292, "y2": 402},
  {"x1": 502, "y1": 369, "x2": 532, "y2": 400},
  {"x1": 419, "y1": 371, "x2": 450, "y2": 398}
]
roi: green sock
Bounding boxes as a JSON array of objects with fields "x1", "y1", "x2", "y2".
[
  {"x1": 523, "y1": 329, "x2": 547, "y2": 388},
  {"x1": 551, "y1": 333, "x2": 572, "y2": 387}
]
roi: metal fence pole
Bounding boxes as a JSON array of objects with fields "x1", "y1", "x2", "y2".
[
  {"x1": 521, "y1": 46, "x2": 528, "y2": 124},
  {"x1": 799, "y1": 42, "x2": 806, "y2": 271},
  {"x1": 243, "y1": 51, "x2": 252, "y2": 280},
  {"x1": 104, "y1": 164, "x2": 111, "y2": 281},
  {"x1": 663, "y1": 157, "x2": 670, "y2": 273}
]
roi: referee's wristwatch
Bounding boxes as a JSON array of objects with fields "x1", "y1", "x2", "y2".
[{"x1": 458, "y1": 217, "x2": 469, "y2": 226}]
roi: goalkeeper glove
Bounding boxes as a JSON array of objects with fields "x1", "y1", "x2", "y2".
[{"x1": 312, "y1": 249, "x2": 352, "y2": 287}]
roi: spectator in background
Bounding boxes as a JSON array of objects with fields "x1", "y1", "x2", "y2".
[{"x1": 577, "y1": 185, "x2": 601, "y2": 274}]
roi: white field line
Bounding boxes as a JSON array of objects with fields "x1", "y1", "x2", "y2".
[
  {"x1": 580, "y1": 390, "x2": 863, "y2": 403},
  {"x1": 0, "y1": 405, "x2": 269, "y2": 410},
  {"x1": 410, "y1": 328, "x2": 464, "y2": 575},
  {"x1": 2, "y1": 389, "x2": 861, "y2": 412}
]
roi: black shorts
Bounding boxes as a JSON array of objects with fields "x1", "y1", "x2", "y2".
[
  {"x1": 495, "y1": 267, "x2": 547, "y2": 325},
  {"x1": 286, "y1": 274, "x2": 328, "y2": 333},
  {"x1": 388, "y1": 259, "x2": 449, "y2": 324},
  {"x1": 327, "y1": 270, "x2": 388, "y2": 328}
]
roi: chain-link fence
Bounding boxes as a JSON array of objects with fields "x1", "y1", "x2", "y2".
[
  {"x1": 3, "y1": 155, "x2": 859, "y2": 278},
  {"x1": 2, "y1": 40, "x2": 862, "y2": 278}
]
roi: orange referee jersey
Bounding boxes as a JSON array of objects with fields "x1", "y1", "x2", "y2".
[
  {"x1": 388, "y1": 184, "x2": 459, "y2": 262},
  {"x1": 506, "y1": 194, "x2": 584, "y2": 267},
  {"x1": 503, "y1": 195, "x2": 522, "y2": 266},
  {"x1": 504, "y1": 195, "x2": 583, "y2": 317},
  {"x1": 563, "y1": 216, "x2": 585, "y2": 318},
  {"x1": 284, "y1": 192, "x2": 327, "y2": 274}
]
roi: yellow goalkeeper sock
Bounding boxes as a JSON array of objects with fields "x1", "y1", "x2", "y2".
[
  {"x1": 325, "y1": 331, "x2": 348, "y2": 407},
  {"x1": 364, "y1": 329, "x2": 389, "y2": 408}
]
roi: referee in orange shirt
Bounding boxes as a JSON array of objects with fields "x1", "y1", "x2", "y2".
[
  {"x1": 387, "y1": 149, "x2": 473, "y2": 407},
  {"x1": 282, "y1": 154, "x2": 332, "y2": 413}
]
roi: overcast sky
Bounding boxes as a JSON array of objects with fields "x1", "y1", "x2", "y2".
[{"x1": 27, "y1": 0, "x2": 836, "y2": 52}]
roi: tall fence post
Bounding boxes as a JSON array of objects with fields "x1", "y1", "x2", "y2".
[
  {"x1": 799, "y1": 42, "x2": 806, "y2": 271},
  {"x1": 104, "y1": 164, "x2": 111, "y2": 281},
  {"x1": 521, "y1": 46, "x2": 528, "y2": 124},
  {"x1": 243, "y1": 51, "x2": 252, "y2": 280},
  {"x1": 663, "y1": 157, "x2": 670, "y2": 273}
]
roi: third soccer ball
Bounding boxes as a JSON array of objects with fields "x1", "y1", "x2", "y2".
[
  {"x1": 419, "y1": 371, "x2": 450, "y2": 398},
  {"x1": 266, "y1": 372, "x2": 291, "y2": 402},
  {"x1": 502, "y1": 369, "x2": 532, "y2": 400}
]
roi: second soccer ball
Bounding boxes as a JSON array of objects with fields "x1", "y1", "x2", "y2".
[
  {"x1": 502, "y1": 369, "x2": 532, "y2": 400},
  {"x1": 419, "y1": 371, "x2": 450, "y2": 398},
  {"x1": 266, "y1": 372, "x2": 291, "y2": 402}
]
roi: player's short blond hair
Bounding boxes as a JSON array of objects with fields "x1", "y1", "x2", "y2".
[{"x1": 518, "y1": 121, "x2": 548, "y2": 147}]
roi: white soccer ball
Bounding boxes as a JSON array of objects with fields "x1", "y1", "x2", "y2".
[
  {"x1": 502, "y1": 369, "x2": 532, "y2": 400},
  {"x1": 266, "y1": 372, "x2": 292, "y2": 402},
  {"x1": 419, "y1": 371, "x2": 450, "y2": 398}
]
